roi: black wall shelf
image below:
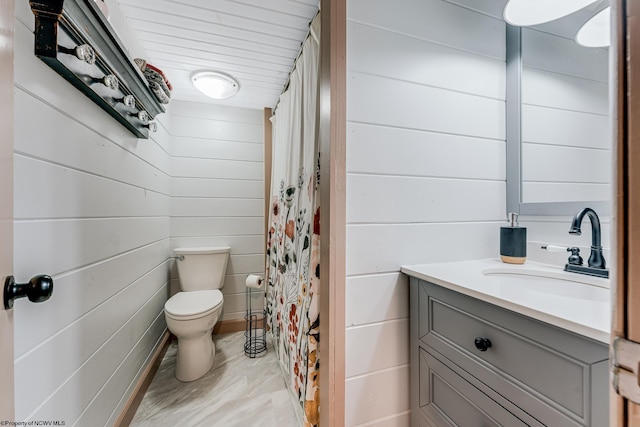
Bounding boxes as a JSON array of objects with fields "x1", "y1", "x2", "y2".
[{"x1": 29, "y1": 0, "x2": 164, "y2": 138}]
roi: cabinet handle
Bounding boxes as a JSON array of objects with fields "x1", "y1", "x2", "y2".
[{"x1": 474, "y1": 337, "x2": 492, "y2": 352}]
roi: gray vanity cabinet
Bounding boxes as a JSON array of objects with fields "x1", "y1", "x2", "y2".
[{"x1": 409, "y1": 278, "x2": 609, "y2": 427}]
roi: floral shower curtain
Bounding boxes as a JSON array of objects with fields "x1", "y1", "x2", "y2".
[{"x1": 265, "y1": 13, "x2": 321, "y2": 427}]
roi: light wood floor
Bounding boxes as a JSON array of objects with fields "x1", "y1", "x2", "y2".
[{"x1": 130, "y1": 331, "x2": 300, "y2": 427}]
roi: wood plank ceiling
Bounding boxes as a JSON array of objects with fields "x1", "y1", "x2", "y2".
[{"x1": 117, "y1": 0, "x2": 320, "y2": 110}]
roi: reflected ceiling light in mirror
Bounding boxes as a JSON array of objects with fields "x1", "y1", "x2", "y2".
[
  {"x1": 504, "y1": 0, "x2": 598, "y2": 26},
  {"x1": 191, "y1": 70, "x2": 239, "y2": 99},
  {"x1": 576, "y1": 7, "x2": 611, "y2": 47}
]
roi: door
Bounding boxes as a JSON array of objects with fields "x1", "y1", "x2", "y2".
[
  {"x1": 612, "y1": 0, "x2": 640, "y2": 425},
  {"x1": 0, "y1": 0, "x2": 15, "y2": 420}
]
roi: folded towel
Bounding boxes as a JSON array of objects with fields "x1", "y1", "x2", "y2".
[
  {"x1": 146, "y1": 63, "x2": 173, "y2": 91},
  {"x1": 133, "y1": 57, "x2": 146, "y2": 72},
  {"x1": 144, "y1": 67, "x2": 171, "y2": 98},
  {"x1": 134, "y1": 58, "x2": 172, "y2": 104},
  {"x1": 149, "y1": 81, "x2": 170, "y2": 104}
]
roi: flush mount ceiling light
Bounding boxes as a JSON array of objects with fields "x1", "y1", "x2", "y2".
[
  {"x1": 191, "y1": 70, "x2": 239, "y2": 99},
  {"x1": 576, "y1": 7, "x2": 611, "y2": 47},
  {"x1": 504, "y1": 0, "x2": 598, "y2": 26}
]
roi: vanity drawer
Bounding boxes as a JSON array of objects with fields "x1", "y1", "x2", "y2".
[
  {"x1": 417, "y1": 280, "x2": 608, "y2": 426},
  {"x1": 418, "y1": 347, "x2": 533, "y2": 427}
]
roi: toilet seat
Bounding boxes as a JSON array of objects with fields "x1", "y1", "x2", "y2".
[{"x1": 165, "y1": 290, "x2": 223, "y2": 321}]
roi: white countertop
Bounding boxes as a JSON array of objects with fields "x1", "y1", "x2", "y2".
[{"x1": 401, "y1": 259, "x2": 611, "y2": 344}]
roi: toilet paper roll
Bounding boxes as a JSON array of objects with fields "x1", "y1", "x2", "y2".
[{"x1": 246, "y1": 274, "x2": 264, "y2": 290}]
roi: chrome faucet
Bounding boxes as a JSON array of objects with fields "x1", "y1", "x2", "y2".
[{"x1": 565, "y1": 207, "x2": 608, "y2": 278}]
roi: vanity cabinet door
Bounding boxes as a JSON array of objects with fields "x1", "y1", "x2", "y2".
[
  {"x1": 418, "y1": 347, "x2": 536, "y2": 426},
  {"x1": 425, "y1": 291, "x2": 586, "y2": 419},
  {"x1": 411, "y1": 278, "x2": 608, "y2": 427}
]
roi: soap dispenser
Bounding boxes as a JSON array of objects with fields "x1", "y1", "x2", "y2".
[{"x1": 500, "y1": 213, "x2": 527, "y2": 264}]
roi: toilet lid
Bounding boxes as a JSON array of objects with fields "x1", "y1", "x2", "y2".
[{"x1": 165, "y1": 290, "x2": 223, "y2": 318}]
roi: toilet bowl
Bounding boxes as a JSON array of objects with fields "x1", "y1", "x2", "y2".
[
  {"x1": 164, "y1": 246, "x2": 230, "y2": 382},
  {"x1": 165, "y1": 290, "x2": 223, "y2": 381}
]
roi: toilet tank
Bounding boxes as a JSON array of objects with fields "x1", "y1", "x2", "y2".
[{"x1": 173, "y1": 247, "x2": 230, "y2": 291}]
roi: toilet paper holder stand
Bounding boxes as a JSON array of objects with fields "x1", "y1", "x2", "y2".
[{"x1": 244, "y1": 281, "x2": 267, "y2": 358}]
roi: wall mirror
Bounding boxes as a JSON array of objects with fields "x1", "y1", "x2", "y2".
[{"x1": 505, "y1": 0, "x2": 612, "y2": 216}]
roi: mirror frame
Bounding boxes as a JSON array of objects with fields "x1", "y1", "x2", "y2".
[{"x1": 505, "y1": 25, "x2": 611, "y2": 216}]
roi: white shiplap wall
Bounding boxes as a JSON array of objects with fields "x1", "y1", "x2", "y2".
[
  {"x1": 345, "y1": 0, "x2": 507, "y2": 425},
  {"x1": 169, "y1": 101, "x2": 264, "y2": 321},
  {"x1": 13, "y1": 1, "x2": 171, "y2": 425}
]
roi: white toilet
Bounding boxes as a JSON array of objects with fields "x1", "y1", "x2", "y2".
[{"x1": 164, "y1": 246, "x2": 230, "y2": 382}]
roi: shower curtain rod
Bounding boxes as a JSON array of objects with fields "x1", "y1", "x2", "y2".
[{"x1": 272, "y1": 8, "x2": 320, "y2": 115}]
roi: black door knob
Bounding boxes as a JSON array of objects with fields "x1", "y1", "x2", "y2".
[
  {"x1": 4, "y1": 275, "x2": 53, "y2": 309},
  {"x1": 474, "y1": 337, "x2": 492, "y2": 352}
]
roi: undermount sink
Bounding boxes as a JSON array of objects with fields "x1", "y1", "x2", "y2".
[{"x1": 482, "y1": 266, "x2": 610, "y2": 289}]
